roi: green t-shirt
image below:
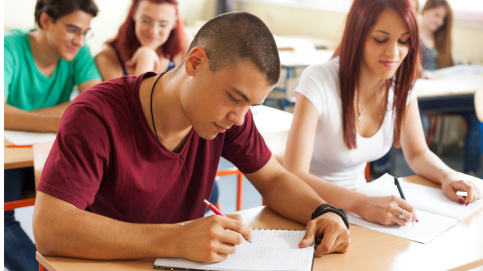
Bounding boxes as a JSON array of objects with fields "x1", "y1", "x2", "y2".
[{"x1": 4, "y1": 28, "x2": 101, "y2": 110}]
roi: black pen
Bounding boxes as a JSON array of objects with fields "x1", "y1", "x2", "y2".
[
  {"x1": 394, "y1": 176, "x2": 406, "y2": 200},
  {"x1": 394, "y1": 176, "x2": 414, "y2": 225}
]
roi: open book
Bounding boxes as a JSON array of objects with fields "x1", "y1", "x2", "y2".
[
  {"x1": 348, "y1": 173, "x2": 483, "y2": 244},
  {"x1": 154, "y1": 229, "x2": 314, "y2": 271}
]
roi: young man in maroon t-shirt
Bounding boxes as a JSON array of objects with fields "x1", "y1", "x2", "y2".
[{"x1": 33, "y1": 12, "x2": 351, "y2": 262}]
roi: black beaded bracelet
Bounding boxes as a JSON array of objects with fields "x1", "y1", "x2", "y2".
[{"x1": 311, "y1": 203, "x2": 350, "y2": 230}]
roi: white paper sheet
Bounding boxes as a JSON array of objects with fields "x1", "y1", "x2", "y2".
[
  {"x1": 154, "y1": 229, "x2": 314, "y2": 271},
  {"x1": 348, "y1": 210, "x2": 457, "y2": 244},
  {"x1": 4, "y1": 130, "x2": 56, "y2": 146},
  {"x1": 352, "y1": 173, "x2": 483, "y2": 243},
  {"x1": 356, "y1": 173, "x2": 483, "y2": 221}
]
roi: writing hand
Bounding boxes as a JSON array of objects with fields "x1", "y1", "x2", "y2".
[
  {"x1": 358, "y1": 195, "x2": 418, "y2": 226},
  {"x1": 174, "y1": 214, "x2": 251, "y2": 263},
  {"x1": 299, "y1": 212, "x2": 350, "y2": 257}
]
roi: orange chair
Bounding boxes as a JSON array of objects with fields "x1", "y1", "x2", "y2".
[
  {"x1": 4, "y1": 197, "x2": 36, "y2": 211},
  {"x1": 215, "y1": 168, "x2": 244, "y2": 211},
  {"x1": 365, "y1": 162, "x2": 371, "y2": 182}
]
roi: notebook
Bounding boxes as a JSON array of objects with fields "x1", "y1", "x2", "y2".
[
  {"x1": 348, "y1": 173, "x2": 483, "y2": 244},
  {"x1": 153, "y1": 229, "x2": 314, "y2": 271}
]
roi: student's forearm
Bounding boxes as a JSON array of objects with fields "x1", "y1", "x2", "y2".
[
  {"x1": 4, "y1": 104, "x2": 63, "y2": 132},
  {"x1": 33, "y1": 192, "x2": 179, "y2": 260},
  {"x1": 292, "y1": 170, "x2": 367, "y2": 214},
  {"x1": 134, "y1": 56, "x2": 157, "y2": 75},
  {"x1": 404, "y1": 149, "x2": 457, "y2": 185},
  {"x1": 32, "y1": 101, "x2": 71, "y2": 115},
  {"x1": 248, "y1": 159, "x2": 325, "y2": 224}
]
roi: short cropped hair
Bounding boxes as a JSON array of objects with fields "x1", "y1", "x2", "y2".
[
  {"x1": 188, "y1": 12, "x2": 280, "y2": 86},
  {"x1": 35, "y1": 0, "x2": 99, "y2": 29}
]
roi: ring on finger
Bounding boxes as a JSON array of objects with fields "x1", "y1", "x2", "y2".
[{"x1": 398, "y1": 208, "x2": 405, "y2": 219}]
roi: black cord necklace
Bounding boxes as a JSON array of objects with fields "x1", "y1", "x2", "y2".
[{"x1": 150, "y1": 73, "x2": 164, "y2": 139}]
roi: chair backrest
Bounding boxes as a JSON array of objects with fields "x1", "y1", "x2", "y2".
[
  {"x1": 475, "y1": 88, "x2": 483, "y2": 122},
  {"x1": 32, "y1": 142, "x2": 54, "y2": 189}
]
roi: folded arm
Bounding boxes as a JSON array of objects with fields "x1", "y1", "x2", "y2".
[
  {"x1": 5, "y1": 103, "x2": 65, "y2": 132},
  {"x1": 4, "y1": 80, "x2": 99, "y2": 132}
]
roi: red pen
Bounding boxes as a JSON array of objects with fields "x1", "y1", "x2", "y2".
[
  {"x1": 203, "y1": 199, "x2": 252, "y2": 243},
  {"x1": 203, "y1": 199, "x2": 224, "y2": 216},
  {"x1": 7, "y1": 144, "x2": 33, "y2": 148}
]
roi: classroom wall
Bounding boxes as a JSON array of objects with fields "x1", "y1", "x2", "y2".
[
  {"x1": 234, "y1": 1, "x2": 483, "y2": 64},
  {"x1": 4, "y1": 0, "x2": 482, "y2": 63},
  {"x1": 234, "y1": 2, "x2": 346, "y2": 46}
]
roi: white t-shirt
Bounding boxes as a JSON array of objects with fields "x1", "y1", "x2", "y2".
[{"x1": 295, "y1": 58, "x2": 405, "y2": 189}]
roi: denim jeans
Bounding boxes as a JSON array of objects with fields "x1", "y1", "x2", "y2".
[
  {"x1": 460, "y1": 112, "x2": 481, "y2": 173},
  {"x1": 481, "y1": 122, "x2": 483, "y2": 178},
  {"x1": 4, "y1": 167, "x2": 38, "y2": 271}
]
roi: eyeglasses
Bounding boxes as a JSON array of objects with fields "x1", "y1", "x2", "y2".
[
  {"x1": 139, "y1": 18, "x2": 174, "y2": 29},
  {"x1": 57, "y1": 19, "x2": 94, "y2": 39}
]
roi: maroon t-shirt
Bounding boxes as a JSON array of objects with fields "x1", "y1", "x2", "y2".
[{"x1": 37, "y1": 72, "x2": 272, "y2": 224}]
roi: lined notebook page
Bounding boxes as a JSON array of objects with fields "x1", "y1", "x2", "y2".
[{"x1": 154, "y1": 229, "x2": 314, "y2": 271}]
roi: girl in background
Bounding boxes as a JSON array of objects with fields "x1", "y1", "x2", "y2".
[
  {"x1": 95, "y1": 0, "x2": 190, "y2": 80},
  {"x1": 420, "y1": 0, "x2": 453, "y2": 75},
  {"x1": 419, "y1": 0, "x2": 481, "y2": 177},
  {"x1": 284, "y1": 0, "x2": 482, "y2": 226}
]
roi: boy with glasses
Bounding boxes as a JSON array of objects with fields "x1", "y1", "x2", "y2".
[{"x1": 4, "y1": 0, "x2": 101, "y2": 270}]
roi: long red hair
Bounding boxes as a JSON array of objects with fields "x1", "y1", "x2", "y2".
[
  {"x1": 107, "y1": 0, "x2": 185, "y2": 63},
  {"x1": 333, "y1": 0, "x2": 420, "y2": 149}
]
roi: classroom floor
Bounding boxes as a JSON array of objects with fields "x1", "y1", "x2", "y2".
[{"x1": 8, "y1": 140, "x2": 482, "y2": 271}]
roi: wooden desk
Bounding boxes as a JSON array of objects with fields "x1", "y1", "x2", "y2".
[
  {"x1": 4, "y1": 130, "x2": 57, "y2": 170},
  {"x1": 36, "y1": 175, "x2": 483, "y2": 271},
  {"x1": 4, "y1": 139, "x2": 34, "y2": 170}
]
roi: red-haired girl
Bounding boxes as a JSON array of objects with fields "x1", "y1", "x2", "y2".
[
  {"x1": 284, "y1": 0, "x2": 482, "y2": 226},
  {"x1": 95, "y1": 0, "x2": 190, "y2": 80}
]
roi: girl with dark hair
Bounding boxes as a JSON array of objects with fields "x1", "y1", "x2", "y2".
[
  {"x1": 95, "y1": 0, "x2": 190, "y2": 80},
  {"x1": 284, "y1": 0, "x2": 482, "y2": 226}
]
